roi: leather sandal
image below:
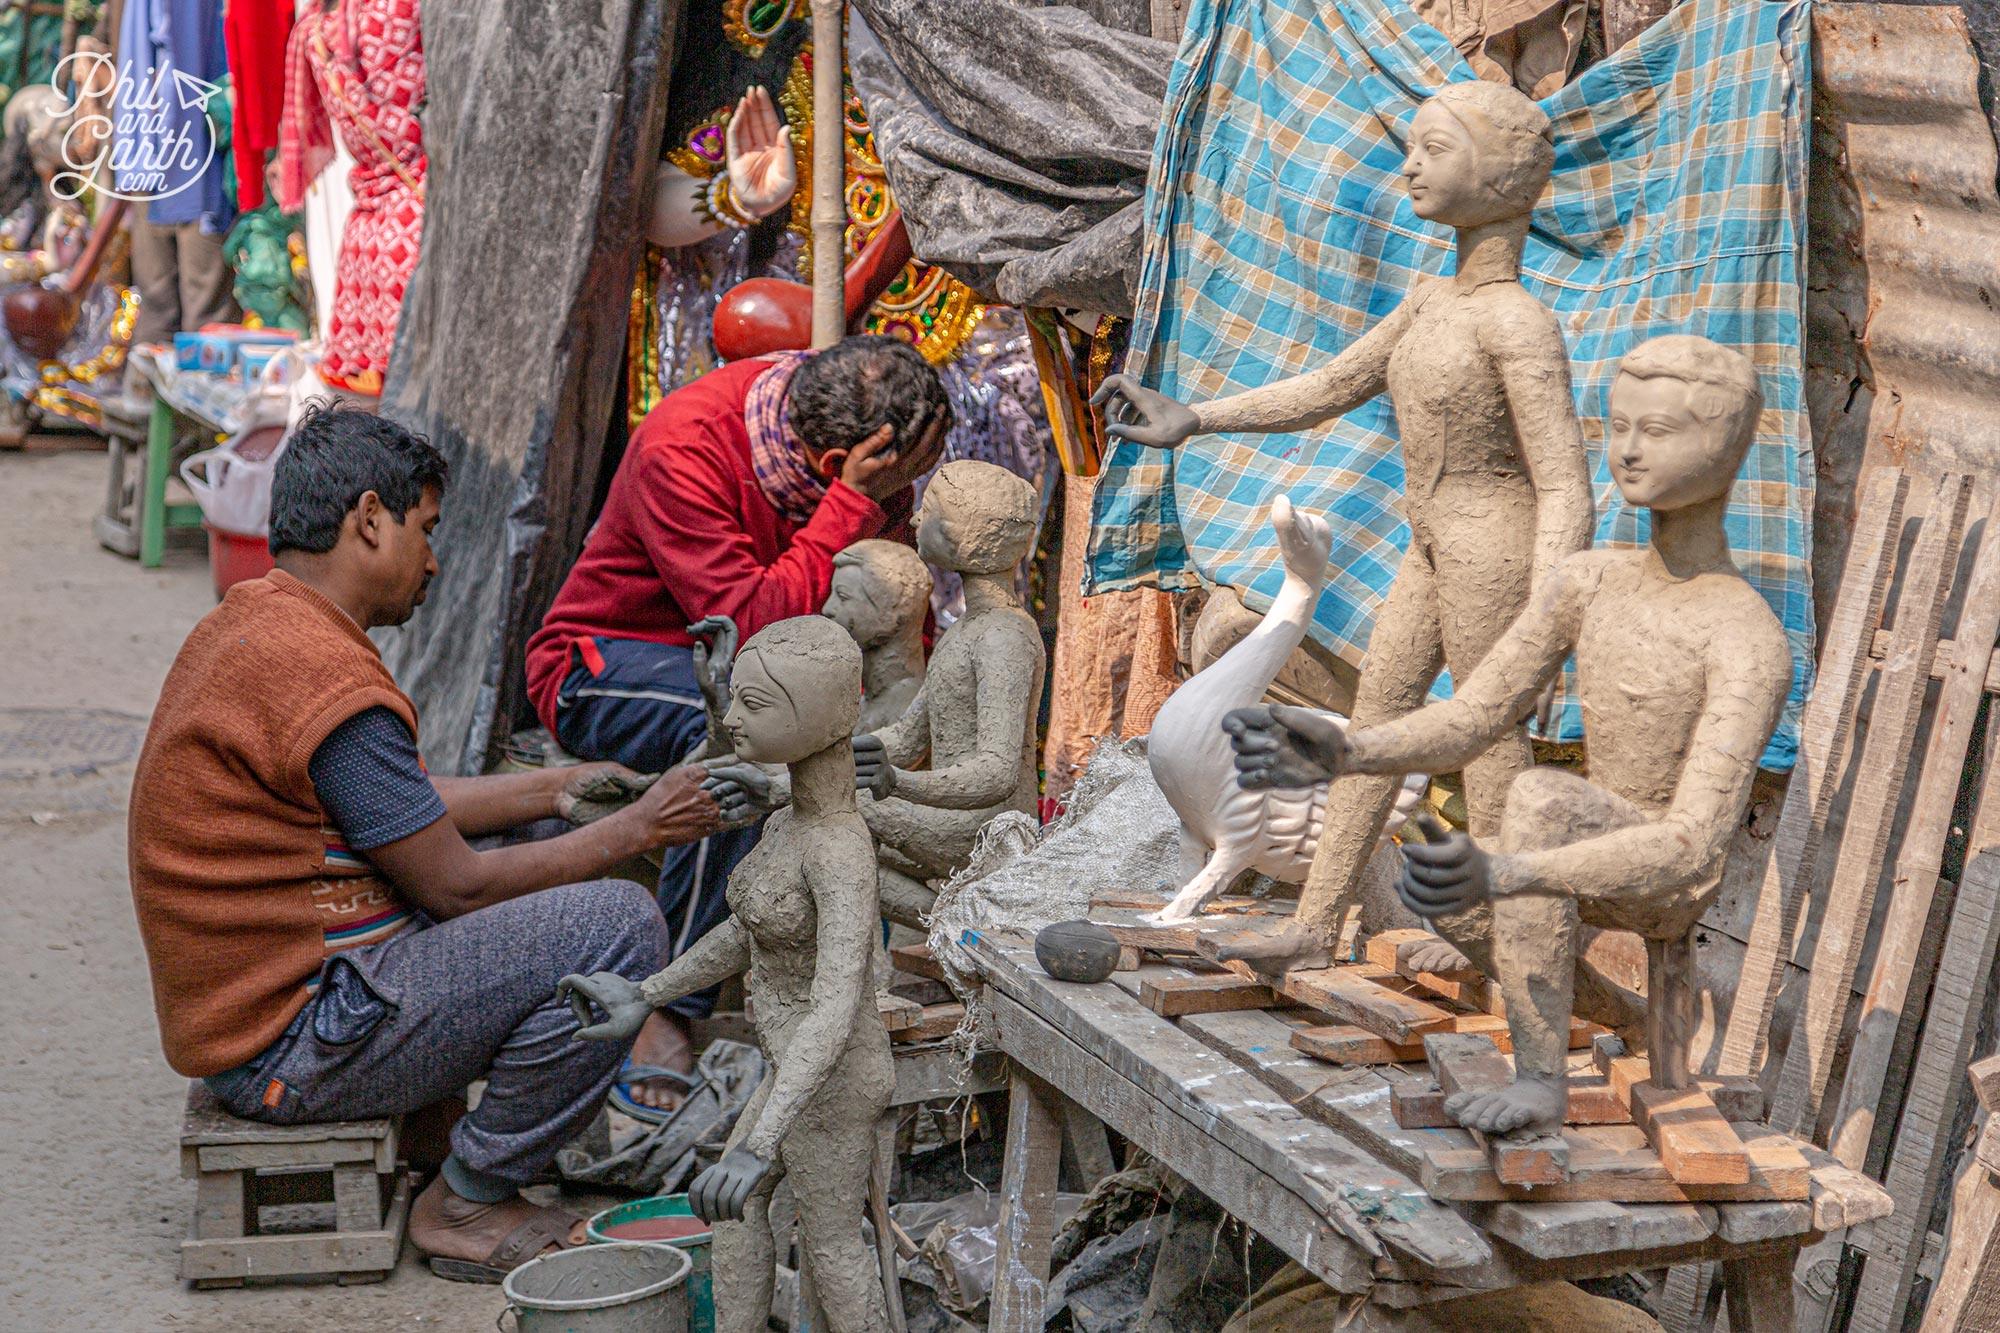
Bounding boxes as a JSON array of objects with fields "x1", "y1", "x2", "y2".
[{"x1": 426, "y1": 1204, "x2": 586, "y2": 1284}]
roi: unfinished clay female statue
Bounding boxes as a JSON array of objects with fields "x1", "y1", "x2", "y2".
[
  {"x1": 561, "y1": 616, "x2": 891, "y2": 1333},
  {"x1": 1148, "y1": 494, "x2": 1425, "y2": 923},
  {"x1": 1095, "y1": 79, "x2": 1593, "y2": 968},
  {"x1": 1226, "y1": 336, "x2": 1790, "y2": 1137},
  {"x1": 853, "y1": 460, "x2": 1044, "y2": 927},
  {"x1": 824, "y1": 538, "x2": 931, "y2": 734}
]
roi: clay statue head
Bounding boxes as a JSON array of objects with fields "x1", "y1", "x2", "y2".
[
  {"x1": 912, "y1": 460, "x2": 1038, "y2": 575},
  {"x1": 723, "y1": 616, "x2": 864, "y2": 765},
  {"x1": 1608, "y1": 335, "x2": 1763, "y2": 511},
  {"x1": 1403, "y1": 81, "x2": 1555, "y2": 227},
  {"x1": 824, "y1": 539, "x2": 931, "y2": 649}
]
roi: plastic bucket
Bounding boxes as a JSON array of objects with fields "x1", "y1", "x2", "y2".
[
  {"x1": 588, "y1": 1195, "x2": 715, "y2": 1333},
  {"x1": 502, "y1": 1241, "x2": 691, "y2": 1333},
  {"x1": 205, "y1": 523, "x2": 274, "y2": 600}
]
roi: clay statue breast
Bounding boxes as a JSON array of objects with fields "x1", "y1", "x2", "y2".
[{"x1": 727, "y1": 847, "x2": 818, "y2": 945}]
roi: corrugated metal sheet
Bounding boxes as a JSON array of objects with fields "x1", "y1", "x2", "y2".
[{"x1": 1806, "y1": 4, "x2": 2000, "y2": 618}]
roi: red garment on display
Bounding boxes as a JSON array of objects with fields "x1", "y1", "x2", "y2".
[
  {"x1": 224, "y1": 0, "x2": 293, "y2": 210},
  {"x1": 524, "y1": 359, "x2": 911, "y2": 733},
  {"x1": 278, "y1": 0, "x2": 425, "y2": 395}
]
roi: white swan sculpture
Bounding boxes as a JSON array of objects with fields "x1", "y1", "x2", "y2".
[{"x1": 1147, "y1": 496, "x2": 1427, "y2": 923}]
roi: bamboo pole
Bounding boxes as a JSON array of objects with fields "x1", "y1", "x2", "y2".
[{"x1": 810, "y1": 0, "x2": 845, "y2": 348}]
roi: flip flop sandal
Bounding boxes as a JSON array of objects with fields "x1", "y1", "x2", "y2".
[
  {"x1": 607, "y1": 1062, "x2": 703, "y2": 1126},
  {"x1": 427, "y1": 1203, "x2": 585, "y2": 1284}
]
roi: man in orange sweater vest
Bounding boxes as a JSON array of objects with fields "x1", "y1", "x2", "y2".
[{"x1": 130, "y1": 405, "x2": 725, "y2": 1282}]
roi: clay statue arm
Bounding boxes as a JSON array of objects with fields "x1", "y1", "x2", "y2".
[
  {"x1": 883, "y1": 630, "x2": 1036, "y2": 809},
  {"x1": 871, "y1": 687, "x2": 933, "y2": 769},
  {"x1": 1346, "y1": 564, "x2": 1588, "y2": 776},
  {"x1": 1490, "y1": 645, "x2": 1789, "y2": 902},
  {"x1": 689, "y1": 615, "x2": 740, "y2": 762},
  {"x1": 639, "y1": 918, "x2": 753, "y2": 1009},
  {"x1": 1483, "y1": 309, "x2": 1595, "y2": 583},
  {"x1": 738, "y1": 836, "x2": 878, "y2": 1159},
  {"x1": 1192, "y1": 296, "x2": 1416, "y2": 435}
]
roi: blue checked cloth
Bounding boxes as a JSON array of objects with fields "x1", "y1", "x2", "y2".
[{"x1": 1086, "y1": 0, "x2": 1813, "y2": 769}]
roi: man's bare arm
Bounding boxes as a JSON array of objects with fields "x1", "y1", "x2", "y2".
[
  {"x1": 1345, "y1": 562, "x2": 1588, "y2": 776},
  {"x1": 1193, "y1": 296, "x2": 1416, "y2": 435},
  {"x1": 1491, "y1": 640, "x2": 1789, "y2": 902}
]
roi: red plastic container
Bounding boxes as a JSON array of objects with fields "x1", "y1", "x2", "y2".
[{"x1": 205, "y1": 524, "x2": 275, "y2": 600}]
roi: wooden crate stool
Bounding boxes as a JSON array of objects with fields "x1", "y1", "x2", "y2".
[{"x1": 179, "y1": 1082, "x2": 409, "y2": 1287}]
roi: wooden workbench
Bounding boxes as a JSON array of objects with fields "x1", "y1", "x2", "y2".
[{"x1": 964, "y1": 929, "x2": 1892, "y2": 1331}]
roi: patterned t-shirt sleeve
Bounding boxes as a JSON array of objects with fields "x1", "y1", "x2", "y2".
[{"x1": 307, "y1": 706, "x2": 449, "y2": 852}]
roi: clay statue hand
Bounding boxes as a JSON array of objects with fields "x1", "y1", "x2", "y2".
[
  {"x1": 1396, "y1": 813, "x2": 1494, "y2": 920},
  {"x1": 1223, "y1": 703, "x2": 1348, "y2": 788},
  {"x1": 1089, "y1": 374, "x2": 1200, "y2": 449},
  {"x1": 557, "y1": 972, "x2": 651, "y2": 1043},
  {"x1": 689, "y1": 1146, "x2": 776, "y2": 1223},
  {"x1": 702, "y1": 761, "x2": 780, "y2": 825},
  {"x1": 852, "y1": 732, "x2": 896, "y2": 800},
  {"x1": 690, "y1": 614, "x2": 740, "y2": 711},
  {"x1": 725, "y1": 85, "x2": 796, "y2": 219},
  {"x1": 556, "y1": 763, "x2": 658, "y2": 825}
]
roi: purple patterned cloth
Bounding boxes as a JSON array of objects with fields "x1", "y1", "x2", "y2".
[{"x1": 742, "y1": 348, "x2": 825, "y2": 527}]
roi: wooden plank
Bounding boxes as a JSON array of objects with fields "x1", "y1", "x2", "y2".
[
  {"x1": 1867, "y1": 626, "x2": 2000, "y2": 694},
  {"x1": 1275, "y1": 964, "x2": 1457, "y2": 1044},
  {"x1": 878, "y1": 992, "x2": 923, "y2": 1034},
  {"x1": 1625, "y1": 1081, "x2": 1752, "y2": 1186},
  {"x1": 889, "y1": 942, "x2": 946, "y2": 982},
  {"x1": 1720, "y1": 1245, "x2": 1801, "y2": 1332},
  {"x1": 180, "y1": 1172, "x2": 409, "y2": 1281},
  {"x1": 1137, "y1": 971, "x2": 1276, "y2": 1017},
  {"x1": 890, "y1": 1003, "x2": 965, "y2": 1044},
  {"x1": 1847, "y1": 850, "x2": 2000, "y2": 1333},
  {"x1": 989, "y1": 991, "x2": 1377, "y2": 1295},
  {"x1": 1089, "y1": 905, "x2": 1297, "y2": 956},
  {"x1": 196, "y1": 1139, "x2": 381, "y2": 1172},
  {"x1": 1396, "y1": 1073, "x2": 1627, "y2": 1128},
  {"x1": 1720, "y1": 468, "x2": 1910, "y2": 1076},
  {"x1": 891, "y1": 1046, "x2": 1008, "y2": 1107},
  {"x1": 969, "y1": 934, "x2": 1491, "y2": 1274},
  {"x1": 1976, "y1": 1116, "x2": 2000, "y2": 1178},
  {"x1": 989, "y1": 1069, "x2": 1063, "y2": 1333},
  {"x1": 1969, "y1": 1053, "x2": 2000, "y2": 1113},
  {"x1": 1771, "y1": 471, "x2": 1971, "y2": 1135},
  {"x1": 1917, "y1": 1144, "x2": 2000, "y2": 1333},
  {"x1": 192, "y1": 1170, "x2": 248, "y2": 1241},
  {"x1": 1594, "y1": 1051, "x2": 1768, "y2": 1123},
  {"x1": 1831, "y1": 486, "x2": 2000, "y2": 1171},
  {"x1": 332, "y1": 1165, "x2": 382, "y2": 1233},
  {"x1": 1417, "y1": 1126, "x2": 1810, "y2": 1204},
  {"x1": 1424, "y1": 1032, "x2": 1569, "y2": 1184},
  {"x1": 1293, "y1": 1013, "x2": 1598, "y2": 1066}
]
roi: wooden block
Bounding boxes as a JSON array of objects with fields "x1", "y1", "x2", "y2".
[
  {"x1": 1425, "y1": 1033, "x2": 1570, "y2": 1184},
  {"x1": 1977, "y1": 1117, "x2": 2000, "y2": 1178},
  {"x1": 1479, "y1": 1132, "x2": 1570, "y2": 1186},
  {"x1": 1626, "y1": 1079, "x2": 1752, "y2": 1185},
  {"x1": 890, "y1": 942, "x2": 946, "y2": 982},
  {"x1": 877, "y1": 992, "x2": 922, "y2": 1033},
  {"x1": 332, "y1": 1165, "x2": 383, "y2": 1233},
  {"x1": 1600, "y1": 1056, "x2": 1766, "y2": 1126},
  {"x1": 1138, "y1": 972, "x2": 1276, "y2": 1017},
  {"x1": 1363, "y1": 929, "x2": 1434, "y2": 969},
  {"x1": 1277, "y1": 964, "x2": 1455, "y2": 1044},
  {"x1": 1292, "y1": 1013, "x2": 1597, "y2": 1065},
  {"x1": 1417, "y1": 1124, "x2": 1810, "y2": 1204},
  {"x1": 1115, "y1": 945, "x2": 1140, "y2": 972},
  {"x1": 1970, "y1": 1054, "x2": 2000, "y2": 1114},
  {"x1": 891, "y1": 1002, "x2": 966, "y2": 1044}
]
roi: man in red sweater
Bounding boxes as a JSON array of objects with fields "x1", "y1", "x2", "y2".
[{"x1": 526, "y1": 335, "x2": 948, "y2": 1110}]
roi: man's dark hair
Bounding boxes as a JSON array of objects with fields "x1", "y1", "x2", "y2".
[
  {"x1": 268, "y1": 403, "x2": 449, "y2": 556},
  {"x1": 787, "y1": 334, "x2": 953, "y2": 459}
]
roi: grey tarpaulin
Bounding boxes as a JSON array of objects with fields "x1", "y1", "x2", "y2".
[
  {"x1": 375, "y1": 0, "x2": 682, "y2": 774},
  {"x1": 847, "y1": 0, "x2": 1175, "y2": 314}
]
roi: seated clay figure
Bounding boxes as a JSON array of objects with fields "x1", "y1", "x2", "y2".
[
  {"x1": 561, "y1": 616, "x2": 892, "y2": 1333},
  {"x1": 852, "y1": 460, "x2": 1044, "y2": 926},
  {"x1": 1225, "y1": 336, "x2": 1790, "y2": 1138},
  {"x1": 824, "y1": 538, "x2": 931, "y2": 734}
]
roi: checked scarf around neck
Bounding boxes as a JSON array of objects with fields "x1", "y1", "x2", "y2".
[{"x1": 744, "y1": 350, "x2": 828, "y2": 526}]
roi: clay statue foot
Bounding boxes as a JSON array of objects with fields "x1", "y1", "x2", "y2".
[
  {"x1": 1443, "y1": 1075, "x2": 1568, "y2": 1139},
  {"x1": 1402, "y1": 936, "x2": 1473, "y2": 976},
  {"x1": 1196, "y1": 924, "x2": 1333, "y2": 975}
]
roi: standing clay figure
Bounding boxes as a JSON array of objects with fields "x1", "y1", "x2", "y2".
[
  {"x1": 823, "y1": 538, "x2": 932, "y2": 733},
  {"x1": 1095, "y1": 79, "x2": 1593, "y2": 968},
  {"x1": 1226, "y1": 336, "x2": 1789, "y2": 1136},
  {"x1": 1147, "y1": 494, "x2": 1425, "y2": 925},
  {"x1": 853, "y1": 460, "x2": 1045, "y2": 927},
  {"x1": 561, "y1": 617, "x2": 892, "y2": 1333}
]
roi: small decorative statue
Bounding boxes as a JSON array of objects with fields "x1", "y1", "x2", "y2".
[
  {"x1": 1095, "y1": 79, "x2": 1594, "y2": 969},
  {"x1": 852, "y1": 460, "x2": 1045, "y2": 926},
  {"x1": 561, "y1": 616, "x2": 892, "y2": 1333},
  {"x1": 823, "y1": 538, "x2": 932, "y2": 734},
  {"x1": 1146, "y1": 494, "x2": 1424, "y2": 926},
  {"x1": 1225, "y1": 336, "x2": 1789, "y2": 1138}
]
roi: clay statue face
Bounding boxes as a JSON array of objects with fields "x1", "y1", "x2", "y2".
[
  {"x1": 1403, "y1": 102, "x2": 1488, "y2": 225},
  {"x1": 1402, "y1": 85, "x2": 1552, "y2": 229},
  {"x1": 722, "y1": 648, "x2": 830, "y2": 766},
  {"x1": 911, "y1": 461, "x2": 1038, "y2": 575},
  {"x1": 1608, "y1": 373, "x2": 1741, "y2": 511},
  {"x1": 823, "y1": 563, "x2": 896, "y2": 649},
  {"x1": 911, "y1": 486, "x2": 957, "y2": 569}
]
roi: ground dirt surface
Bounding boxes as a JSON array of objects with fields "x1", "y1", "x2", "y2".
[{"x1": 0, "y1": 449, "x2": 520, "y2": 1330}]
